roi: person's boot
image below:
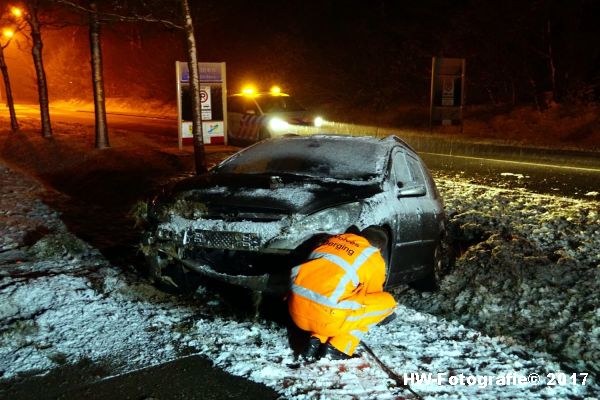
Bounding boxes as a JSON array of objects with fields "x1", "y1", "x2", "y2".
[
  {"x1": 301, "y1": 336, "x2": 322, "y2": 362},
  {"x1": 321, "y1": 343, "x2": 351, "y2": 360}
]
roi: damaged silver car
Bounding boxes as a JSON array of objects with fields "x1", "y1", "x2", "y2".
[{"x1": 141, "y1": 135, "x2": 447, "y2": 294}]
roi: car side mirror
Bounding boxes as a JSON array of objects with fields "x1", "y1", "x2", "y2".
[
  {"x1": 245, "y1": 109, "x2": 256, "y2": 115},
  {"x1": 397, "y1": 184, "x2": 426, "y2": 197}
]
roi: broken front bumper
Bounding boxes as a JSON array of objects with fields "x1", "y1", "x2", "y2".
[
  {"x1": 144, "y1": 246, "x2": 291, "y2": 295},
  {"x1": 179, "y1": 258, "x2": 288, "y2": 294}
]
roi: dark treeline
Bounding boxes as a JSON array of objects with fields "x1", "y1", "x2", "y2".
[
  {"x1": 3, "y1": 0, "x2": 599, "y2": 112},
  {"x1": 225, "y1": 0, "x2": 600, "y2": 110}
]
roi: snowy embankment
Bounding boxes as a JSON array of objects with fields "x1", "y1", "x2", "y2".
[
  {"x1": 0, "y1": 162, "x2": 598, "y2": 399},
  {"x1": 397, "y1": 173, "x2": 600, "y2": 375}
]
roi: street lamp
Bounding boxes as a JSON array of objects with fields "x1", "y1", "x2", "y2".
[
  {"x1": 11, "y1": 7, "x2": 22, "y2": 18},
  {"x1": 2, "y1": 28, "x2": 14, "y2": 38}
]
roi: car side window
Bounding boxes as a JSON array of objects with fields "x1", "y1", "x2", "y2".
[
  {"x1": 406, "y1": 155, "x2": 426, "y2": 186},
  {"x1": 392, "y1": 150, "x2": 411, "y2": 186}
]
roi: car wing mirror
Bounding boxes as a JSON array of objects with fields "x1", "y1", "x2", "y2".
[
  {"x1": 245, "y1": 109, "x2": 256, "y2": 115},
  {"x1": 397, "y1": 184, "x2": 426, "y2": 197}
]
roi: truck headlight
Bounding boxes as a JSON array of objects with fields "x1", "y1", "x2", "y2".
[
  {"x1": 269, "y1": 117, "x2": 289, "y2": 132},
  {"x1": 314, "y1": 116, "x2": 324, "y2": 127},
  {"x1": 288, "y1": 202, "x2": 361, "y2": 236}
]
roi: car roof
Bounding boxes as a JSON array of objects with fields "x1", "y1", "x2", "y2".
[{"x1": 271, "y1": 134, "x2": 415, "y2": 153}]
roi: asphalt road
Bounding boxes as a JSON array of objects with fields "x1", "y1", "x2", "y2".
[
  {"x1": 2, "y1": 355, "x2": 278, "y2": 400},
  {"x1": 13, "y1": 105, "x2": 177, "y2": 136},
  {"x1": 421, "y1": 152, "x2": 600, "y2": 200}
]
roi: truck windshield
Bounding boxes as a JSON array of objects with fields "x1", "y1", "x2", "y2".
[{"x1": 255, "y1": 96, "x2": 306, "y2": 113}]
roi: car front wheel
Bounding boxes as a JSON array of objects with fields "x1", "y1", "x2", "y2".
[
  {"x1": 360, "y1": 227, "x2": 391, "y2": 275},
  {"x1": 412, "y1": 232, "x2": 452, "y2": 291}
]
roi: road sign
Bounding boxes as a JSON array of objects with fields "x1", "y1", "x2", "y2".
[
  {"x1": 176, "y1": 62, "x2": 227, "y2": 149},
  {"x1": 202, "y1": 121, "x2": 224, "y2": 144},
  {"x1": 200, "y1": 85, "x2": 212, "y2": 120},
  {"x1": 430, "y1": 57, "x2": 466, "y2": 129},
  {"x1": 179, "y1": 62, "x2": 224, "y2": 83}
]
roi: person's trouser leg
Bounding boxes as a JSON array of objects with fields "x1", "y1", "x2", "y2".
[
  {"x1": 311, "y1": 333, "x2": 328, "y2": 343},
  {"x1": 328, "y1": 292, "x2": 396, "y2": 356}
]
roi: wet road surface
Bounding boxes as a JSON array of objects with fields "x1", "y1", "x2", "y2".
[
  {"x1": 421, "y1": 152, "x2": 600, "y2": 200},
  {"x1": 1, "y1": 355, "x2": 278, "y2": 400}
]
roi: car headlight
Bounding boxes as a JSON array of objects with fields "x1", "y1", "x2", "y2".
[
  {"x1": 269, "y1": 117, "x2": 289, "y2": 132},
  {"x1": 314, "y1": 116, "x2": 324, "y2": 127},
  {"x1": 287, "y1": 202, "x2": 361, "y2": 236}
]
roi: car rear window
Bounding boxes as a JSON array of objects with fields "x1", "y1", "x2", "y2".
[{"x1": 216, "y1": 136, "x2": 389, "y2": 182}]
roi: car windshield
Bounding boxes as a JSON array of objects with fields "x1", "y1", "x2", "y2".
[
  {"x1": 215, "y1": 137, "x2": 389, "y2": 182},
  {"x1": 255, "y1": 96, "x2": 306, "y2": 113}
]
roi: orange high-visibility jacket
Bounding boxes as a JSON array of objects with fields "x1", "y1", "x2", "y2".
[{"x1": 288, "y1": 233, "x2": 392, "y2": 327}]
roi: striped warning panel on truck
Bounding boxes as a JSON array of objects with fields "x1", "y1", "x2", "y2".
[{"x1": 233, "y1": 115, "x2": 267, "y2": 141}]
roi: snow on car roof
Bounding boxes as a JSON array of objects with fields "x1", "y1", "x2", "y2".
[{"x1": 216, "y1": 135, "x2": 392, "y2": 182}]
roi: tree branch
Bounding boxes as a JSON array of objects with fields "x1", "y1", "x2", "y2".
[
  {"x1": 54, "y1": 0, "x2": 183, "y2": 29},
  {"x1": 1, "y1": 38, "x2": 12, "y2": 50}
]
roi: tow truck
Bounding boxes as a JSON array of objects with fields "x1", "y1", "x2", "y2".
[{"x1": 227, "y1": 86, "x2": 324, "y2": 146}]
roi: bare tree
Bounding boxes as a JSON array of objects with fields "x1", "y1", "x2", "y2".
[
  {"x1": 0, "y1": 25, "x2": 19, "y2": 131},
  {"x1": 95, "y1": 0, "x2": 207, "y2": 173},
  {"x1": 21, "y1": 0, "x2": 53, "y2": 138},
  {"x1": 180, "y1": 0, "x2": 206, "y2": 174},
  {"x1": 88, "y1": 1, "x2": 108, "y2": 148},
  {"x1": 55, "y1": 0, "x2": 207, "y2": 166},
  {"x1": 112, "y1": 0, "x2": 207, "y2": 173}
]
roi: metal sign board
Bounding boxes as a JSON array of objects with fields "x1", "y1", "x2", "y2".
[
  {"x1": 179, "y1": 62, "x2": 224, "y2": 83},
  {"x1": 201, "y1": 85, "x2": 212, "y2": 120},
  {"x1": 430, "y1": 57, "x2": 466, "y2": 129},
  {"x1": 176, "y1": 61, "x2": 228, "y2": 148},
  {"x1": 202, "y1": 121, "x2": 224, "y2": 144}
]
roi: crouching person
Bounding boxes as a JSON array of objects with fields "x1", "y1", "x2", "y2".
[{"x1": 288, "y1": 232, "x2": 397, "y2": 361}]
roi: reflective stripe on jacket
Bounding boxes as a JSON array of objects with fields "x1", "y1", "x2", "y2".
[{"x1": 289, "y1": 233, "x2": 387, "y2": 313}]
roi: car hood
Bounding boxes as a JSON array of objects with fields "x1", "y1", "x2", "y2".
[{"x1": 159, "y1": 173, "x2": 382, "y2": 217}]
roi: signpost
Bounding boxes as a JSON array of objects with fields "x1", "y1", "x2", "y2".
[
  {"x1": 176, "y1": 61, "x2": 227, "y2": 149},
  {"x1": 200, "y1": 85, "x2": 212, "y2": 120},
  {"x1": 430, "y1": 57, "x2": 465, "y2": 130}
]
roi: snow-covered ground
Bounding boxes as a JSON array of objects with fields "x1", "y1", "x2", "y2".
[
  {"x1": 397, "y1": 172, "x2": 600, "y2": 375},
  {"x1": 1, "y1": 162, "x2": 598, "y2": 399}
]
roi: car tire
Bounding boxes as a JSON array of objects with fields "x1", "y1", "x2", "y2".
[
  {"x1": 361, "y1": 227, "x2": 391, "y2": 274},
  {"x1": 412, "y1": 232, "x2": 451, "y2": 291},
  {"x1": 154, "y1": 260, "x2": 203, "y2": 296}
]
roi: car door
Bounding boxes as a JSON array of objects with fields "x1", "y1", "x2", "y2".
[
  {"x1": 411, "y1": 154, "x2": 445, "y2": 261},
  {"x1": 387, "y1": 149, "x2": 428, "y2": 285},
  {"x1": 227, "y1": 96, "x2": 244, "y2": 139},
  {"x1": 236, "y1": 98, "x2": 263, "y2": 144},
  {"x1": 227, "y1": 96, "x2": 263, "y2": 145}
]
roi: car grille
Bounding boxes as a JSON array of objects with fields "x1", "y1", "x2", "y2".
[
  {"x1": 203, "y1": 208, "x2": 287, "y2": 222},
  {"x1": 183, "y1": 229, "x2": 260, "y2": 251}
]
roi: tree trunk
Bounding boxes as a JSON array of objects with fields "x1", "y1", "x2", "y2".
[
  {"x1": 27, "y1": 3, "x2": 52, "y2": 138},
  {"x1": 180, "y1": 0, "x2": 207, "y2": 175},
  {"x1": 0, "y1": 45, "x2": 19, "y2": 131},
  {"x1": 89, "y1": 1, "x2": 109, "y2": 149},
  {"x1": 546, "y1": 19, "x2": 558, "y2": 104}
]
